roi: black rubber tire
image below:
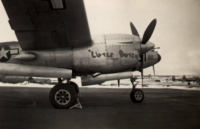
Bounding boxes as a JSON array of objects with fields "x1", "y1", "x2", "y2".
[
  {"x1": 49, "y1": 84, "x2": 77, "y2": 109},
  {"x1": 130, "y1": 89, "x2": 144, "y2": 103},
  {"x1": 70, "y1": 81, "x2": 79, "y2": 94}
]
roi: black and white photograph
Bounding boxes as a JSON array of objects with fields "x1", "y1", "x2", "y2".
[{"x1": 0, "y1": 0, "x2": 200, "y2": 128}]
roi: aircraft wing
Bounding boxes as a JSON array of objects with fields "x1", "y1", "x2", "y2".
[{"x1": 2, "y1": 0, "x2": 92, "y2": 50}]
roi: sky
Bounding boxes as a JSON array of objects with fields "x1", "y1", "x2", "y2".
[{"x1": 0, "y1": 0, "x2": 200, "y2": 75}]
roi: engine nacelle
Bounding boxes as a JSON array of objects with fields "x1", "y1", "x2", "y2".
[
  {"x1": 0, "y1": 63, "x2": 72, "y2": 79},
  {"x1": 0, "y1": 75, "x2": 30, "y2": 83},
  {"x1": 81, "y1": 72, "x2": 133, "y2": 86}
]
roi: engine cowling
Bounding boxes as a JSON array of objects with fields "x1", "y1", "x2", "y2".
[{"x1": 81, "y1": 71, "x2": 133, "y2": 86}]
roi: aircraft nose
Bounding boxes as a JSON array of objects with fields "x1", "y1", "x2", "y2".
[{"x1": 158, "y1": 53, "x2": 161, "y2": 62}]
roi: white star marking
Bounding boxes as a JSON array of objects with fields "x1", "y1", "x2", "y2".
[{"x1": 0, "y1": 47, "x2": 9, "y2": 59}]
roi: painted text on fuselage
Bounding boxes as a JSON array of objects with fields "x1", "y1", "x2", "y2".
[{"x1": 88, "y1": 49, "x2": 138, "y2": 58}]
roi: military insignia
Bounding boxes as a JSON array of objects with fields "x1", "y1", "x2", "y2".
[
  {"x1": 0, "y1": 45, "x2": 11, "y2": 62},
  {"x1": 0, "y1": 45, "x2": 19, "y2": 62}
]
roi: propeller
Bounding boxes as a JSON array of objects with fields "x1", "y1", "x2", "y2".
[
  {"x1": 141, "y1": 55, "x2": 144, "y2": 87},
  {"x1": 130, "y1": 19, "x2": 157, "y2": 44},
  {"x1": 117, "y1": 79, "x2": 120, "y2": 87},
  {"x1": 142, "y1": 19, "x2": 157, "y2": 44},
  {"x1": 130, "y1": 19, "x2": 157, "y2": 87},
  {"x1": 152, "y1": 65, "x2": 155, "y2": 76},
  {"x1": 130, "y1": 22, "x2": 140, "y2": 37}
]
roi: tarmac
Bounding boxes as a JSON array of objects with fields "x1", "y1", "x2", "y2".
[{"x1": 0, "y1": 86, "x2": 200, "y2": 129}]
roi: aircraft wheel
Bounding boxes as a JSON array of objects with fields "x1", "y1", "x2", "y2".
[
  {"x1": 70, "y1": 81, "x2": 79, "y2": 94},
  {"x1": 130, "y1": 89, "x2": 144, "y2": 103},
  {"x1": 49, "y1": 84, "x2": 77, "y2": 109}
]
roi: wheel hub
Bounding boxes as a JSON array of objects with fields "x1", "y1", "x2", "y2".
[
  {"x1": 55, "y1": 89, "x2": 71, "y2": 105},
  {"x1": 134, "y1": 91, "x2": 143, "y2": 101}
]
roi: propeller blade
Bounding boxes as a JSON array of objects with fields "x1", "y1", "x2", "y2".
[
  {"x1": 117, "y1": 79, "x2": 120, "y2": 87},
  {"x1": 140, "y1": 55, "x2": 144, "y2": 87},
  {"x1": 153, "y1": 65, "x2": 155, "y2": 76},
  {"x1": 141, "y1": 68, "x2": 144, "y2": 87},
  {"x1": 130, "y1": 22, "x2": 140, "y2": 37},
  {"x1": 142, "y1": 19, "x2": 157, "y2": 44}
]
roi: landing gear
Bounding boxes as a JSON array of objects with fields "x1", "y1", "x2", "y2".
[
  {"x1": 70, "y1": 81, "x2": 79, "y2": 94},
  {"x1": 130, "y1": 89, "x2": 144, "y2": 103},
  {"x1": 49, "y1": 82, "x2": 78, "y2": 109},
  {"x1": 130, "y1": 77, "x2": 144, "y2": 103}
]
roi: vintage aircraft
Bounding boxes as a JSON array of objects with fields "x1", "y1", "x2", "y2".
[{"x1": 0, "y1": 0, "x2": 161, "y2": 109}]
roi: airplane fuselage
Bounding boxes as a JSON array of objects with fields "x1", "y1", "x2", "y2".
[{"x1": 0, "y1": 34, "x2": 160, "y2": 75}]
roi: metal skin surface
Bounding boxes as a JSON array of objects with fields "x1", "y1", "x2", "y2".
[
  {"x1": 0, "y1": 75, "x2": 51, "y2": 84},
  {"x1": 0, "y1": 63, "x2": 72, "y2": 78},
  {"x1": 0, "y1": 75, "x2": 30, "y2": 84},
  {"x1": 81, "y1": 71, "x2": 133, "y2": 86},
  {"x1": 1, "y1": 0, "x2": 92, "y2": 49},
  {"x1": 73, "y1": 34, "x2": 155, "y2": 74},
  {"x1": 0, "y1": 34, "x2": 159, "y2": 78}
]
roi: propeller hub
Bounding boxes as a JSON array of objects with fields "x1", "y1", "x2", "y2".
[{"x1": 140, "y1": 42, "x2": 155, "y2": 55}]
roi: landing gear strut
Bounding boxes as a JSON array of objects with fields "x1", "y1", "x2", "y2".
[
  {"x1": 49, "y1": 79, "x2": 80, "y2": 109},
  {"x1": 130, "y1": 77, "x2": 144, "y2": 103}
]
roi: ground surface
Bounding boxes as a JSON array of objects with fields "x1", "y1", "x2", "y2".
[{"x1": 0, "y1": 87, "x2": 200, "y2": 129}]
